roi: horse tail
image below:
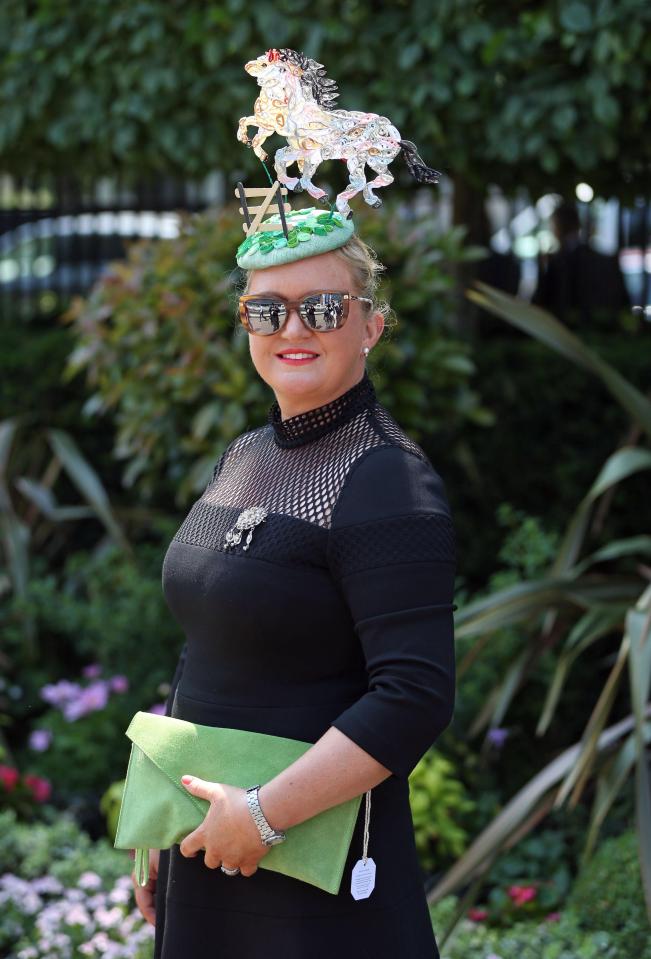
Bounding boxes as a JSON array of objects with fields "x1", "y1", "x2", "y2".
[{"x1": 399, "y1": 139, "x2": 442, "y2": 184}]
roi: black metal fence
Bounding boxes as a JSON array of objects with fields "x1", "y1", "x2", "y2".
[{"x1": 0, "y1": 173, "x2": 224, "y2": 323}]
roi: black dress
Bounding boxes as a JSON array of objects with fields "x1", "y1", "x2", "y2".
[{"x1": 153, "y1": 370, "x2": 457, "y2": 959}]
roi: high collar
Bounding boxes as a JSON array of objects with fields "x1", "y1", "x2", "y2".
[{"x1": 268, "y1": 370, "x2": 377, "y2": 448}]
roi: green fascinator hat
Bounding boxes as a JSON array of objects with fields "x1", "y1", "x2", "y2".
[
  {"x1": 234, "y1": 46, "x2": 443, "y2": 269},
  {"x1": 236, "y1": 206, "x2": 354, "y2": 270}
]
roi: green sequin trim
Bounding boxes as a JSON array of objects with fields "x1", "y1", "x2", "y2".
[{"x1": 236, "y1": 206, "x2": 350, "y2": 258}]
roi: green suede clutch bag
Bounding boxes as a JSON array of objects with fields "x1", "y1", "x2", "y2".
[{"x1": 114, "y1": 711, "x2": 363, "y2": 895}]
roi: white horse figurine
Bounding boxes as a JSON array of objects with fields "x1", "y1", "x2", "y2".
[{"x1": 237, "y1": 48, "x2": 441, "y2": 219}]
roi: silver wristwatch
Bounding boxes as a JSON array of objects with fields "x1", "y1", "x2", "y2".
[{"x1": 246, "y1": 784, "x2": 287, "y2": 846}]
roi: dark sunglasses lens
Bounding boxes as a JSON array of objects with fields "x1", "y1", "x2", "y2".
[
  {"x1": 243, "y1": 299, "x2": 286, "y2": 334},
  {"x1": 300, "y1": 293, "x2": 345, "y2": 330}
]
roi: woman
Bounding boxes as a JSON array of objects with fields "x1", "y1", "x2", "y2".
[{"x1": 133, "y1": 215, "x2": 457, "y2": 958}]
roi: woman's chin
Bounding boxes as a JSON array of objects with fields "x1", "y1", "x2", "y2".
[{"x1": 270, "y1": 366, "x2": 325, "y2": 390}]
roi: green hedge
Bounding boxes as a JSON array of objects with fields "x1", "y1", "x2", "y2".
[
  {"x1": 567, "y1": 830, "x2": 651, "y2": 956},
  {"x1": 2, "y1": 1, "x2": 651, "y2": 197}
]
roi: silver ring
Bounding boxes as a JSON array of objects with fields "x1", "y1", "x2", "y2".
[{"x1": 220, "y1": 864, "x2": 241, "y2": 876}]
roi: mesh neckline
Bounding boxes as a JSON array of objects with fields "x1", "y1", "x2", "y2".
[{"x1": 267, "y1": 369, "x2": 377, "y2": 448}]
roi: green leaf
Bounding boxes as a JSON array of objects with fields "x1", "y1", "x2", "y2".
[
  {"x1": 13, "y1": 478, "x2": 95, "y2": 522},
  {"x1": 398, "y1": 43, "x2": 421, "y2": 70},
  {"x1": 555, "y1": 448, "x2": 651, "y2": 575},
  {"x1": 573, "y1": 536, "x2": 651, "y2": 575},
  {"x1": 46, "y1": 429, "x2": 130, "y2": 552},
  {"x1": 560, "y1": 2, "x2": 593, "y2": 33},
  {"x1": 594, "y1": 94, "x2": 620, "y2": 125}
]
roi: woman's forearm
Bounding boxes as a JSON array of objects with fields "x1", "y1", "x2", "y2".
[{"x1": 256, "y1": 726, "x2": 393, "y2": 833}]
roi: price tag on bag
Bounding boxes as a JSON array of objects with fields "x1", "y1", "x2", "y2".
[
  {"x1": 350, "y1": 790, "x2": 375, "y2": 899},
  {"x1": 351, "y1": 857, "x2": 376, "y2": 900}
]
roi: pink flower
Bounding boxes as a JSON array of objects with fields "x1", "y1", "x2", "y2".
[
  {"x1": 109, "y1": 675, "x2": 129, "y2": 694},
  {"x1": 82, "y1": 663, "x2": 103, "y2": 678},
  {"x1": 28, "y1": 729, "x2": 53, "y2": 752},
  {"x1": 507, "y1": 884, "x2": 538, "y2": 906},
  {"x1": 487, "y1": 726, "x2": 509, "y2": 748},
  {"x1": 23, "y1": 774, "x2": 52, "y2": 803},
  {"x1": 467, "y1": 907, "x2": 488, "y2": 921},
  {"x1": 40, "y1": 680, "x2": 82, "y2": 707},
  {"x1": 63, "y1": 680, "x2": 110, "y2": 721},
  {"x1": 546, "y1": 911, "x2": 561, "y2": 921},
  {"x1": 149, "y1": 703, "x2": 166, "y2": 715},
  {"x1": 0, "y1": 765, "x2": 19, "y2": 791}
]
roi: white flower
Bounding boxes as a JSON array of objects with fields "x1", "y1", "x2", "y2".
[
  {"x1": 63, "y1": 903, "x2": 92, "y2": 928},
  {"x1": 32, "y1": 875, "x2": 64, "y2": 895},
  {"x1": 86, "y1": 892, "x2": 109, "y2": 910},
  {"x1": 87, "y1": 932, "x2": 111, "y2": 954},
  {"x1": 64, "y1": 887, "x2": 85, "y2": 902},
  {"x1": 95, "y1": 905, "x2": 123, "y2": 929},
  {"x1": 108, "y1": 886, "x2": 131, "y2": 905},
  {"x1": 78, "y1": 871, "x2": 103, "y2": 891}
]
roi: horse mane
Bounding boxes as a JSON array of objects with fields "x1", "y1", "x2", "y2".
[{"x1": 277, "y1": 48, "x2": 340, "y2": 110}]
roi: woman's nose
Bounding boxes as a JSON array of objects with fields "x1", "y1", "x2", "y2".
[{"x1": 282, "y1": 307, "x2": 308, "y2": 336}]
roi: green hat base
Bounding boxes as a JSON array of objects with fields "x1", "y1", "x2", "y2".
[{"x1": 236, "y1": 206, "x2": 354, "y2": 270}]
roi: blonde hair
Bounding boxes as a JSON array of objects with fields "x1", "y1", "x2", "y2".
[{"x1": 239, "y1": 233, "x2": 396, "y2": 333}]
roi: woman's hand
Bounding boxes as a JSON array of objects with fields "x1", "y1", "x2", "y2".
[
  {"x1": 131, "y1": 847, "x2": 160, "y2": 926},
  {"x1": 179, "y1": 777, "x2": 272, "y2": 877}
]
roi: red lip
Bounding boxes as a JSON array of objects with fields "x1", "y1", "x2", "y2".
[{"x1": 276, "y1": 350, "x2": 320, "y2": 356}]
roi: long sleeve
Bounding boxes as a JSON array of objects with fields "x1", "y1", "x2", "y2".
[{"x1": 326, "y1": 446, "x2": 457, "y2": 780}]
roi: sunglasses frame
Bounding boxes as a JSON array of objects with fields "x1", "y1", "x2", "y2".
[{"x1": 238, "y1": 290, "x2": 373, "y2": 335}]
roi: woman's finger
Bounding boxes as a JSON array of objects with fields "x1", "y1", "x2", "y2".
[
  {"x1": 132, "y1": 872, "x2": 156, "y2": 925},
  {"x1": 179, "y1": 829, "x2": 205, "y2": 858},
  {"x1": 203, "y1": 851, "x2": 222, "y2": 870}
]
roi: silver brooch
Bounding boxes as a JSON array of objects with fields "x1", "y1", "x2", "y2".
[{"x1": 223, "y1": 506, "x2": 268, "y2": 551}]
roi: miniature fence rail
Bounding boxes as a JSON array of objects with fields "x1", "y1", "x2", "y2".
[{"x1": 235, "y1": 181, "x2": 291, "y2": 238}]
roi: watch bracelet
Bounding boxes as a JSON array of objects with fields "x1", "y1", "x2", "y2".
[{"x1": 246, "y1": 784, "x2": 287, "y2": 845}]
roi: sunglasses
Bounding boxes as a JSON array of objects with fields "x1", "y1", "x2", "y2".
[{"x1": 238, "y1": 290, "x2": 372, "y2": 335}]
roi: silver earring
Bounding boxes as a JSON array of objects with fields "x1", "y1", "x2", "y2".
[{"x1": 362, "y1": 346, "x2": 370, "y2": 356}]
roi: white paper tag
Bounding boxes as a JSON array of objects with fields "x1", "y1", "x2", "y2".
[{"x1": 351, "y1": 857, "x2": 376, "y2": 900}]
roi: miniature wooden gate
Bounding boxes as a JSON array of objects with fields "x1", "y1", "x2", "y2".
[{"x1": 235, "y1": 181, "x2": 291, "y2": 239}]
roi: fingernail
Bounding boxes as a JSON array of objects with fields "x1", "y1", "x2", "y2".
[{"x1": 181, "y1": 775, "x2": 193, "y2": 784}]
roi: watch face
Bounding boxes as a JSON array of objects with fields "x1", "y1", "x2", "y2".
[{"x1": 266, "y1": 834, "x2": 286, "y2": 846}]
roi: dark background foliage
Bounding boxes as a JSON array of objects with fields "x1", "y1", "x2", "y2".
[{"x1": 1, "y1": 0, "x2": 650, "y2": 198}]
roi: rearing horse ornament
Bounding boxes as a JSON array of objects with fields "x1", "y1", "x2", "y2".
[{"x1": 237, "y1": 48, "x2": 442, "y2": 219}]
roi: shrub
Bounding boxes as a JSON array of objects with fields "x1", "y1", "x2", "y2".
[
  {"x1": 4, "y1": 537, "x2": 182, "y2": 808},
  {"x1": 429, "y1": 895, "x2": 622, "y2": 959},
  {"x1": 409, "y1": 751, "x2": 475, "y2": 871},
  {"x1": 567, "y1": 830, "x2": 651, "y2": 956},
  {"x1": 0, "y1": 809, "x2": 153, "y2": 959}
]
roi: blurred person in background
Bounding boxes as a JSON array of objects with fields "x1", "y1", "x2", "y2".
[{"x1": 533, "y1": 200, "x2": 630, "y2": 328}]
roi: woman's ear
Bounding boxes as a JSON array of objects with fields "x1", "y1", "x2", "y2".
[{"x1": 366, "y1": 309, "x2": 384, "y2": 349}]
